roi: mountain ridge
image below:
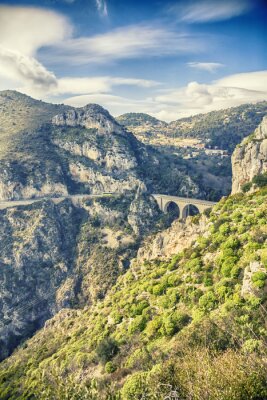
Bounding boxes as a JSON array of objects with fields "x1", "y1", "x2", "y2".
[{"x1": 117, "y1": 101, "x2": 267, "y2": 152}]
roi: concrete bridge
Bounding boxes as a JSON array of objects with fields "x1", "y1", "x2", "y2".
[
  {"x1": 152, "y1": 194, "x2": 217, "y2": 219},
  {"x1": 0, "y1": 193, "x2": 217, "y2": 220},
  {"x1": 0, "y1": 193, "x2": 114, "y2": 211}
]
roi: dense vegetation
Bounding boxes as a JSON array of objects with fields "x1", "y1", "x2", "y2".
[
  {"x1": 169, "y1": 101, "x2": 267, "y2": 151},
  {"x1": 117, "y1": 113, "x2": 166, "y2": 128},
  {"x1": 1, "y1": 187, "x2": 266, "y2": 399}
]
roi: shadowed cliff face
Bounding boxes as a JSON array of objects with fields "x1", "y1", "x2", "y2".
[
  {"x1": 232, "y1": 116, "x2": 267, "y2": 193},
  {"x1": 0, "y1": 199, "x2": 81, "y2": 360}
]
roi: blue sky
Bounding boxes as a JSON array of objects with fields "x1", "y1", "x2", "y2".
[{"x1": 0, "y1": 0, "x2": 266, "y2": 120}]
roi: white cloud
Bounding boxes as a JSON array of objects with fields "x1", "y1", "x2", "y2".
[
  {"x1": 188, "y1": 62, "x2": 224, "y2": 73},
  {"x1": 0, "y1": 46, "x2": 57, "y2": 92},
  {"x1": 154, "y1": 70, "x2": 267, "y2": 120},
  {"x1": 216, "y1": 71, "x2": 267, "y2": 91},
  {"x1": 96, "y1": 0, "x2": 108, "y2": 17},
  {"x1": 63, "y1": 93, "x2": 159, "y2": 116},
  {"x1": 0, "y1": 6, "x2": 70, "y2": 93},
  {"x1": 43, "y1": 25, "x2": 204, "y2": 65},
  {"x1": 53, "y1": 76, "x2": 160, "y2": 95},
  {"x1": 173, "y1": 0, "x2": 251, "y2": 23},
  {"x1": 0, "y1": 6, "x2": 71, "y2": 56},
  {"x1": 62, "y1": 92, "x2": 187, "y2": 122}
]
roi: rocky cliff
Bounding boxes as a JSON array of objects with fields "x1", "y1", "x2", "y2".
[
  {"x1": 53, "y1": 104, "x2": 124, "y2": 134},
  {"x1": 232, "y1": 116, "x2": 267, "y2": 193},
  {"x1": 0, "y1": 199, "x2": 79, "y2": 360},
  {"x1": 135, "y1": 214, "x2": 210, "y2": 263}
]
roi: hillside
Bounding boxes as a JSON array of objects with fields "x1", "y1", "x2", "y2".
[
  {"x1": 0, "y1": 188, "x2": 266, "y2": 399},
  {"x1": 117, "y1": 113, "x2": 167, "y2": 128},
  {"x1": 232, "y1": 116, "x2": 267, "y2": 193},
  {"x1": 0, "y1": 119, "x2": 266, "y2": 399},
  {"x1": 118, "y1": 102, "x2": 267, "y2": 153},
  {"x1": 169, "y1": 101, "x2": 267, "y2": 152}
]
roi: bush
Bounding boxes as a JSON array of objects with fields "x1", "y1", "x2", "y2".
[
  {"x1": 199, "y1": 291, "x2": 218, "y2": 312},
  {"x1": 251, "y1": 271, "x2": 267, "y2": 289},
  {"x1": 96, "y1": 337, "x2": 119, "y2": 363},
  {"x1": 241, "y1": 182, "x2": 252, "y2": 193},
  {"x1": 130, "y1": 300, "x2": 149, "y2": 317},
  {"x1": 128, "y1": 315, "x2": 147, "y2": 334},
  {"x1": 105, "y1": 361, "x2": 117, "y2": 373},
  {"x1": 252, "y1": 172, "x2": 267, "y2": 188},
  {"x1": 160, "y1": 312, "x2": 190, "y2": 336},
  {"x1": 121, "y1": 372, "x2": 149, "y2": 400},
  {"x1": 221, "y1": 256, "x2": 238, "y2": 277},
  {"x1": 152, "y1": 283, "x2": 167, "y2": 296}
]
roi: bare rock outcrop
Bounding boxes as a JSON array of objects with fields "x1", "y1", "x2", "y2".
[
  {"x1": 135, "y1": 215, "x2": 210, "y2": 263},
  {"x1": 232, "y1": 116, "x2": 267, "y2": 193},
  {"x1": 52, "y1": 104, "x2": 124, "y2": 135}
]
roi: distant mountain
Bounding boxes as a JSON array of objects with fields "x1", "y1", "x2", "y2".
[
  {"x1": 117, "y1": 112, "x2": 167, "y2": 128},
  {"x1": 169, "y1": 101, "x2": 267, "y2": 152},
  {"x1": 118, "y1": 102, "x2": 267, "y2": 152}
]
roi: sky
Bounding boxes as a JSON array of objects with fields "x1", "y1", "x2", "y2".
[{"x1": 0, "y1": 0, "x2": 266, "y2": 121}]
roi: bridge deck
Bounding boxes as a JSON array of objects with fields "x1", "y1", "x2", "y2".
[{"x1": 152, "y1": 194, "x2": 217, "y2": 206}]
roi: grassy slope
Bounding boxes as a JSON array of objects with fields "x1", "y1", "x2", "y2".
[
  {"x1": 0, "y1": 90, "x2": 68, "y2": 160},
  {"x1": 0, "y1": 188, "x2": 266, "y2": 399}
]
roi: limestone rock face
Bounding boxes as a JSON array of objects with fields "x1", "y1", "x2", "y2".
[
  {"x1": 232, "y1": 116, "x2": 267, "y2": 193},
  {"x1": 0, "y1": 163, "x2": 68, "y2": 200},
  {"x1": 52, "y1": 104, "x2": 124, "y2": 135},
  {"x1": 135, "y1": 215, "x2": 209, "y2": 263},
  {"x1": 127, "y1": 185, "x2": 160, "y2": 235}
]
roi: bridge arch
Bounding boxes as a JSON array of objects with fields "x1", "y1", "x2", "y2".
[
  {"x1": 181, "y1": 203, "x2": 200, "y2": 219},
  {"x1": 164, "y1": 201, "x2": 180, "y2": 219}
]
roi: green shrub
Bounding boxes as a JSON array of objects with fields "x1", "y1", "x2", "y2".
[
  {"x1": 104, "y1": 361, "x2": 116, "y2": 374},
  {"x1": 251, "y1": 271, "x2": 267, "y2": 289},
  {"x1": 199, "y1": 291, "x2": 218, "y2": 311},
  {"x1": 96, "y1": 337, "x2": 119, "y2": 363},
  {"x1": 241, "y1": 182, "x2": 252, "y2": 193},
  {"x1": 152, "y1": 283, "x2": 167, "y2": 296},
  {"x1": 130, "y1": 300, "x2": 149, "y2": 317},
  {"x1": 128, "y1": 315, "x2": 147, "y2": 334},
  {"x1": 185, "y1": 257, "x2": 202, "y2": 272},
  {"x1": 252, "y1": 172, "x2": 267, "y2": 188},
  {"x1": 221, "y1": 256, "x2": 238, "y2": 277},
  {"x1": 167, "y1": 254, "x2": 182, "y2": 271},
  {"x1": 121, "y1": 372, "x2": 149, "y2": 400},
  {"x1": 160, "y1": 312, "x2": 190, "y2": 336}
]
